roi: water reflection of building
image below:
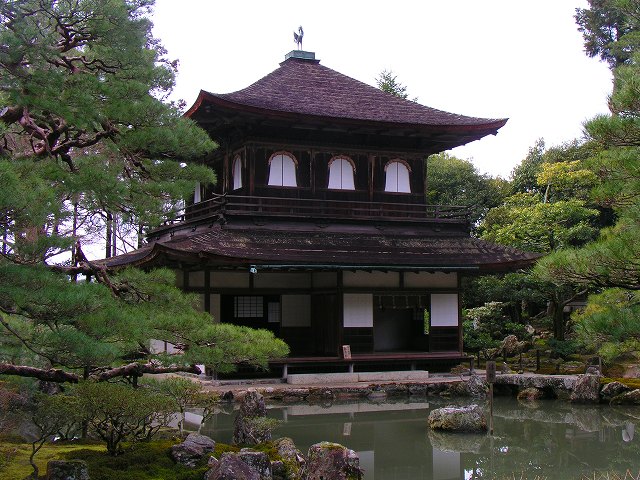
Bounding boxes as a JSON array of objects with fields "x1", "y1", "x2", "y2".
[
  {"x1": 188, "y1": 399, "x2": 640, "y2": 480},
  {"x1": 198, "y1": 400, "x2": 463, "y2": 479}
]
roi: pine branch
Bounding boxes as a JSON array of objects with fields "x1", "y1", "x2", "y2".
[
  {"x1": 0, "y1": 362, "x2": 79, "y2": 383},
  {"x1": 91, "y1": 362, "x2": 201, "y2": 382}
]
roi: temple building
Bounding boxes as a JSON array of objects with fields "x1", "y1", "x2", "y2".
[{"x1": 107, "y1": 50, "x2": 537, "y2": 373}]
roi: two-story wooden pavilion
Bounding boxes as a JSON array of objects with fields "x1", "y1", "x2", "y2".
[{"x1": 107, "y1": 51, "x2": 537, "y2": 373}]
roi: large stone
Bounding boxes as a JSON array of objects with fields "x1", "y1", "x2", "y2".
[
  {"x1": 271, "y1": 460, "x2": 287, "y2": 480},
  {"x1": 501, "y1": 335, "x2": 523, "y2": 357},
  {"x1": 234, "y1": 390, "x2": 271, "y2": 445},
  {"x1": 205, "y1": 452, "x2": 261, "y2": 480},
  {"x1": 600, "y1": 381, "x2": 630, "y2": 401},
  {"x1": 570, "y1": 374, "x2": 601, "y2": 404},
  {"x1": 273, "y1": 437, "x2": 305, "y2": 480},
  {"x1": 238, "y1": 450, "x2": 272, "y2": 480},
  {"x1": 444, "y1": 375, "x2": 487, "y2": 398},
  {"x1": 46, "y1": 460, "x2": 89, "y2": 480},
  {"x1": 170, "y1": 432, "x2": 216, "y2": 467},
  {"x1": 428, "y1": 404, "x2": 487, "y2": 433},
  {"x1": 611, "y1": 388, "x2": 640, "y2": 405},
  {"x1": 304, "y1": 442, "x2": 363, "y2": 480},
  {"x1": 494, "y1": 373, "x2": 576, "y2": 398},
  {"x1": 466, "y1": 375, "x2": 489, "y2": 398}
]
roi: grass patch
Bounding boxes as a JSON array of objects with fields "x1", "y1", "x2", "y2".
[
  {"x1": 0, "y1": 439, "x2": 207, "y2": 480},
  {"x1": 212, "y1": 442, "x2": 239, "y2": 459}
]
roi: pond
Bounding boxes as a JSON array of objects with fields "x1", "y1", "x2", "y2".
[{"x1": 192, "y1": 396, "x2": 640, "y2": 480}]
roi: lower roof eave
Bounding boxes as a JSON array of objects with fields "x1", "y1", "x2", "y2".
[{"x1": 245, "y1": 263, "x2": 481, "y2": 273}]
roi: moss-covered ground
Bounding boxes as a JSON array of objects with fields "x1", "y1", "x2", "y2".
[{"x1": 0, "y1": 438, "x2": 209, "y2": 480}]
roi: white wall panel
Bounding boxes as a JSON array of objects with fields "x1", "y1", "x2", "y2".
[
  {"x1": 344, "y1": 294, "x2": 373, "y2": 327},
  {"x1": 430, "y1": 293, "x2": 459, "y2": 327}
]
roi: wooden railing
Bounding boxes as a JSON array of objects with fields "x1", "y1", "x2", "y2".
[{"x1": 181, "y1": 194, "x2": 469, "y2": 223}]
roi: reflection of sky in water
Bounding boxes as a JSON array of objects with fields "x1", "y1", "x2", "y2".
[{"x1": 188, "y1": 397, "x2": 640, "y2": 480}]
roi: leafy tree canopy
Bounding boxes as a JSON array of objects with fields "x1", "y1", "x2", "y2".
[
  {"x1": 575, "y1": 0, "x2": 640, "y2": 68},
  {"x1": 535, "y1": 2, "x2": 640, "y2": 352},
  {"x1": 0, "y1": 0, "x2": 288, "y2": 384},
  {"x1": 426, "y1": 153, "x2": 509, "y2": 228},
  {"x1": 473, "y1": 140, "x2": 601, "y2": 340}
]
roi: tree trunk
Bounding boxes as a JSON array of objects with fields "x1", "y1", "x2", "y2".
[
  {"x1": 551, "y1": 301, "x2": 565, "y2": 341},
  {"x1": 105, "y1": 211, "x2": 112, "y2": 258}
]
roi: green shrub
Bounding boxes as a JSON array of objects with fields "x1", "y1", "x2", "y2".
[
  {"x1": 66, "y1": 440, "x2": 207, "y2": 480},
  {"x1": 72, "y1": 382, "x2": 176, "y2": 456},
  {"x1": 548, "y1": 338, "x2": 580, "y2": 359}
]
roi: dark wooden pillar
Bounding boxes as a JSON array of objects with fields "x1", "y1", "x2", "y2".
[
  {"x1": 337, "y1": 271, "x2": 344, "y2": 356},
  {"x1": 249, "y1": 145, "x2": 255, "y2": 196},
  {"x1": 223, "y1": 150, "x2": 230, "y2": 194},
  {"x1": 310, "y1": 149, "x2": 316, "y2": 195},
  {"x1": 368, "y1": 154, "x2": 375, "y2": 202},
  {"x1": 457, "y1": 273, "x2": 464, "y2": 354}
]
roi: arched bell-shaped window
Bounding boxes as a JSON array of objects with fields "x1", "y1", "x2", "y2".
[
  {"x1": 232, "y1": 155, "x2": 242, "y2": 190},
  {"x1": 268, "y1": 152, "x2": 297, "y2": 187},
  {"x1": 384, "y1": 159, "x2": 411, "y2": 193},
  {"x1": 327, "y1": 156, "x2": 356, "y2": 190}
]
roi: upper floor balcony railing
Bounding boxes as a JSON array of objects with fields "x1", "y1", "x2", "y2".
[{"x1": 180, "y1": 193, "x2": 470, "y2": 224}]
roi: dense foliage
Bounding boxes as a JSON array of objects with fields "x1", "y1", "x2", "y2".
[
  {"x1": 0, "y1": 0, "x2": 288, "y2": 385},
  {"x1": 426, "y1": 153, "x2": 509, "y2": 228},
  {"x1": 537, "y1": 0, "x2": 640, "y2": 358}
]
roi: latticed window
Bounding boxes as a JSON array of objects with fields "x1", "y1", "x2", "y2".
[
  {"x1": 268, "y1": 152, "x2": 297, "y2": 187},
  {"x1": 327, "y1": 156, "x2": 355, "y2": 190},
  {"x1": 384, "y1": 159, "x2": 411, "y2": 193},
  {"x1": 234, "y1": 296, "x2": 263, "y2": 317}
]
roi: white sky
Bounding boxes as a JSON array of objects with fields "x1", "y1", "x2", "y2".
[{"x1": 151, "y1": 0, "x2": 612, "y2": 178}]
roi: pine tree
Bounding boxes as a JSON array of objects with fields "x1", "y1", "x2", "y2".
[{"x1": 0, "y1": 0, "x2": 288, "y2": 383}]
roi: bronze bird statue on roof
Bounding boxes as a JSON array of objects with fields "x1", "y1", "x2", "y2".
[{"x1": 293, "y1": 26, "x2": 304, "y2": 50}]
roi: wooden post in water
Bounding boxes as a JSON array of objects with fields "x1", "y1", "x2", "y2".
[{"x1": 486, "y1": 360, "x2": 496, "y2": 436}]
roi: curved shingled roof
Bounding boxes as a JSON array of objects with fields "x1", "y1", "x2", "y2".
[
  {"x1": 186, "y1": 53, "x2": 507, "y2": 134},
  {"x1": 104, "y1": 221, "x2": 540, "y2": 273}
]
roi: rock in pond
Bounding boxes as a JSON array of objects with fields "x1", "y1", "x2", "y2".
[
  {"x1": 237, "y1": 450, "x2": 272, "y2": 480},
  {"x1": 304, "y1": 441, "x2": 363, "y2": 480},
  {"x1": 428, "y1": 404, "x2": 487, "y2": 433},
  {"x1": 600, "y1": 381, "x2": 630, "y2": 401},
  {"x1": 234, "y1": 390, "x2": 271, "y2": 445},
  {"x1": 170, "y1": 432, "x2": 216, "y2": 467},
  {"x1": 46, "y1": 460, "x2": 89, "y2": 480},
  {"x1": 570, "y1": 374, "x2": 601, "y2": 404},
  {"x1": 273, "y1": 437, "x2": 305, "y2": 479},
  {"x1": 611, "y1": 388, "x2": 640, "y2": 405}
]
